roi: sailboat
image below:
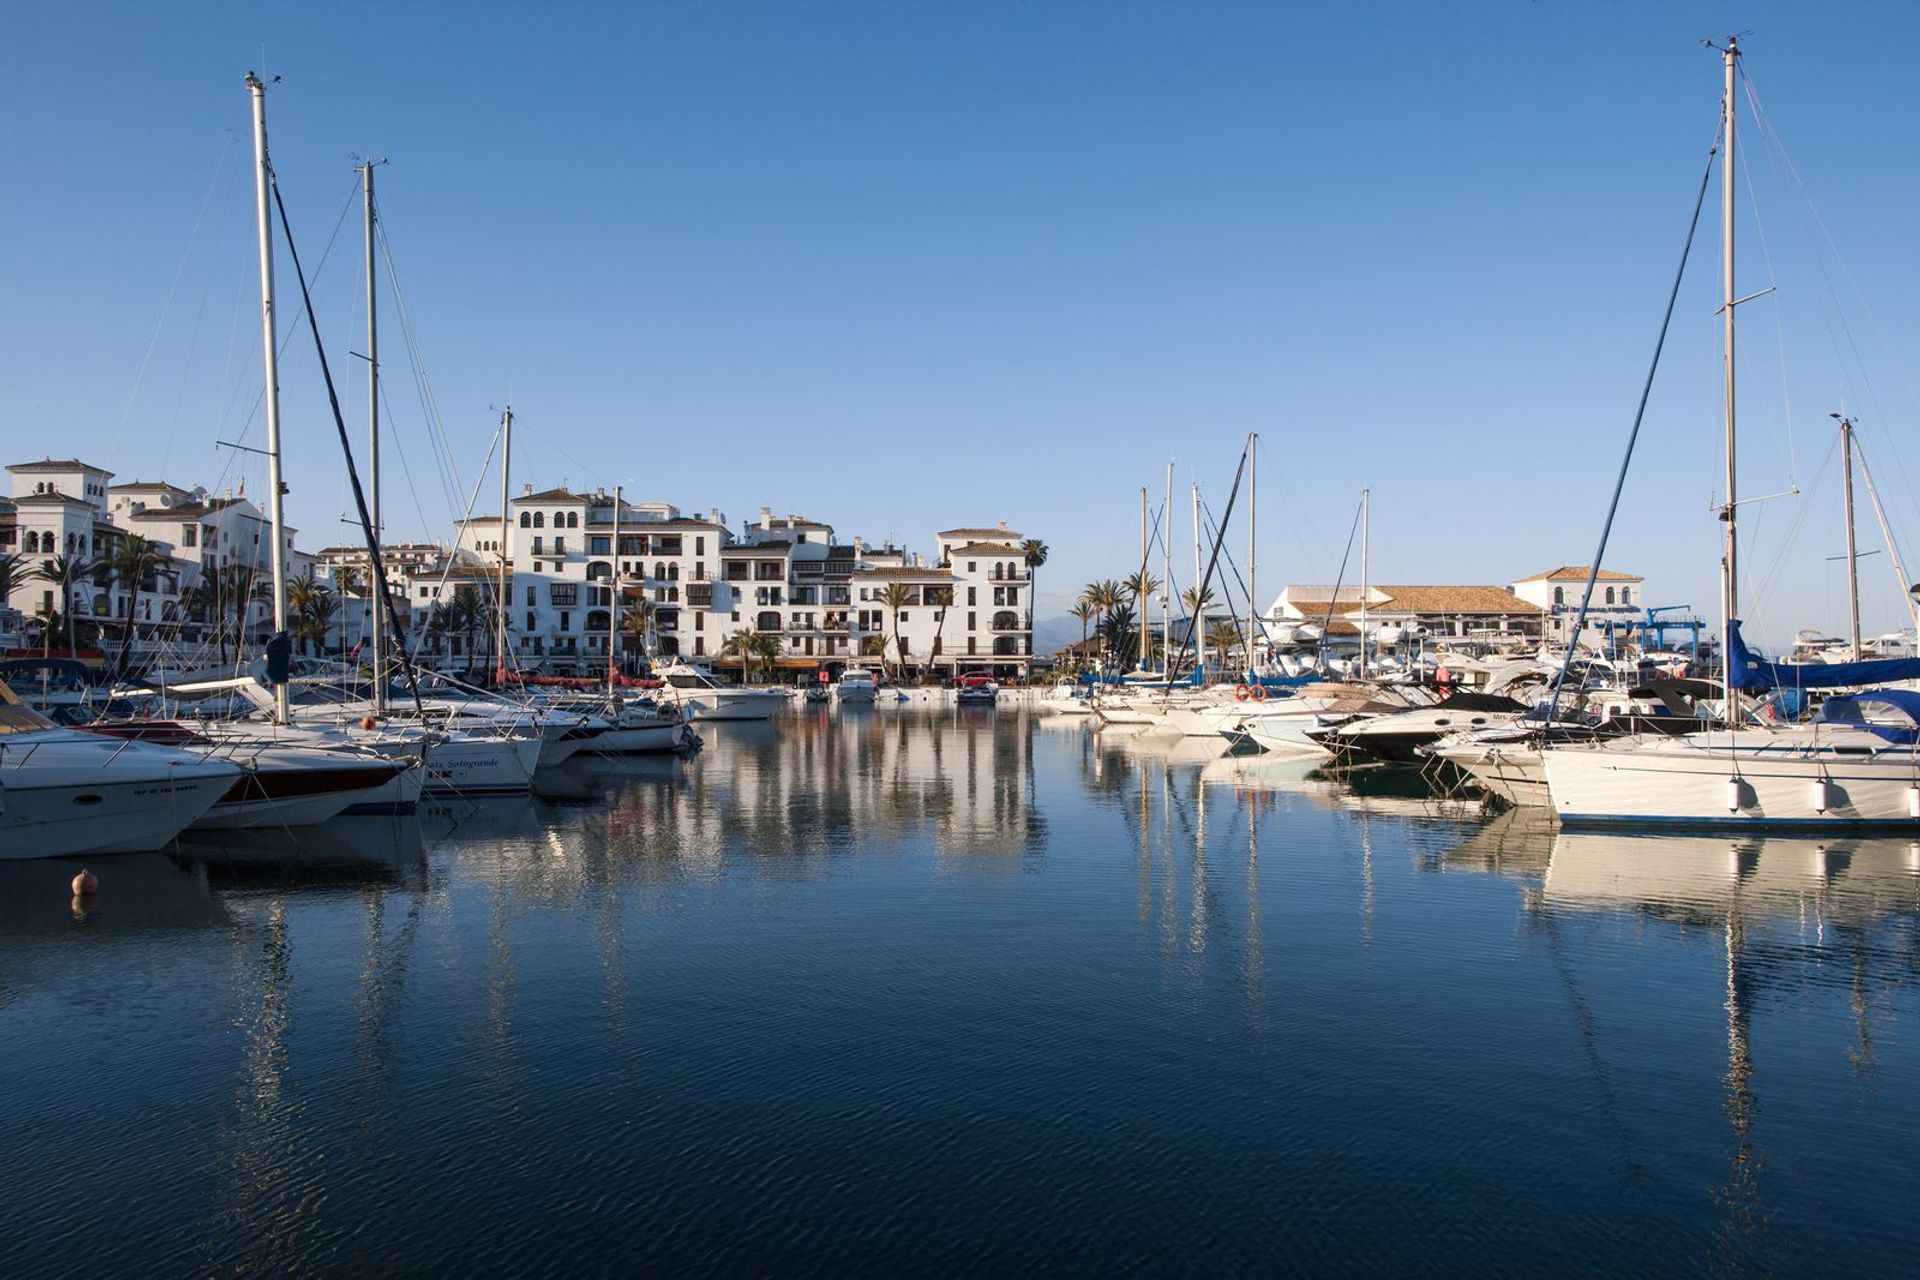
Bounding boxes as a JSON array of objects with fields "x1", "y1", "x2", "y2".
[{"x1": 1542, "y1": 39, "x2": 1920, "y2": 828}]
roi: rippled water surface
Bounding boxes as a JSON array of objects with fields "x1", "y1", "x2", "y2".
[{"x1": 4, "y1": 706, "x2": 1918, "y2": 1275}]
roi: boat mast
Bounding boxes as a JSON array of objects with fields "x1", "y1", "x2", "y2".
[
  {"x1": 1719, "y1": 36, "x2": 1741, "y2": 710},
  {"x1": 1138, "y1": 486, "x2": 1148, "y2": 671},
  {"x1": 1839, "y1": 415, "x2": 1862, "y2": 659},
  {"x1": 1191, "y1": 479, "x2": 1202, "y2": 676},
  {"x1": 359, "y1": 158, "x2": 384, "y2": 712},
  {"x1": 609, "y1": 484, "x2": 622, "y2": 686},
  {"x1": 496, "y1": 407, "x2": 512, "y2": 685},
  {"x1": 247, "y1": 72, "x2": 290, "y2": 726},
  {"x1": 1163, "y1": 460, "x2": 1173, "y2": 676},
  {"x1": 1849, "y1": 432, "x2": 1920, "y2": 634},
  {"x1": 1359, "y1": 487, "x2": 1370, "y2": 680},
  {"x1": 1248, "y1": 432, "x2": 1258, "y2": 679}
]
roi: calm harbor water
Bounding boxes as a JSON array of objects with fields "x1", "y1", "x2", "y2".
[{"x1": 4, "y1": 706, "x2": 1917, "y2": 1275}]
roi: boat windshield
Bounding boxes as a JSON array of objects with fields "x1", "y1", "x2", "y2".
[{"x1": 0, "y1": 682, "x2": 59, "y2": 736}]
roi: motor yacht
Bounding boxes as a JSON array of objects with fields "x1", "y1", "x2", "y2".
[
  {"x1": 835, "y1": 668, "x2": 879, "y2": 705},
  {"x1": 652, "y1": 661, "x2": 787, "y2": 721},
  {"x1": 0, "y1": 691, "x2": 241, "y2": 858}
]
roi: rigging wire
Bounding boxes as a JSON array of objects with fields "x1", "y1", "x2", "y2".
[
  {"x1": 1547, "y1": 123, "x2": 1719, "y2": 721},
  {"x1": 106, "y1": 132, "x2": 239, "y2": 467}
]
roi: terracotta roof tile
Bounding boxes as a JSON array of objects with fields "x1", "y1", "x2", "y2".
[{"x1": 1517, "y1": 566, "x2": 1642, "y2": 583}]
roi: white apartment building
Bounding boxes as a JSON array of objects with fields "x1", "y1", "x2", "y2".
[
  {"x1": 461, "y1": 488, "x2": 1037, "y2": 680},
  {"x1": 3, "y1": 458, "x2": 305, "y2": 664}
]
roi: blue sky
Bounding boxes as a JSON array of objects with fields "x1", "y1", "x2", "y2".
[{"x1": 6, "y1": 2, "x2": 1920, "y2": 642}]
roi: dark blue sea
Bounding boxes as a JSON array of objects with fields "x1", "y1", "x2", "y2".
[{"x1": 3, "y1": 706, "x2": 1916, "y2": 1276}]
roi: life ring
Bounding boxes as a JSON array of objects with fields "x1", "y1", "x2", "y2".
[
  {"x1": 1234, "y1": 684, "x2": 1252, "y2": 702},
  {"x1": 1250, "y1": 685, "x2": 1268, "y2": 701}
]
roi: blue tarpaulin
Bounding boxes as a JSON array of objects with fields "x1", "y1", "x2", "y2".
[{"x1": 1727, "y1": 618, "x2": 1920, "y2": 691}]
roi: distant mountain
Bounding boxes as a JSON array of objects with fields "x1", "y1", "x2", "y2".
[{"x1": 1032, "y1": 616, "x2": 1085, "y2": 655}]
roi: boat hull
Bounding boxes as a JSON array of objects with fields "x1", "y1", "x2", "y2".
[
  {"x1": 0, "y1": 757, "x2": 238, "y2": 860},
  {"x1": 1544, "y1": 739, "x2": 1920, "y2": 827}
]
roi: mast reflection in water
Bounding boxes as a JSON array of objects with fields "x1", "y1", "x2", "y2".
[{"x1": 1, "y1": 709, "x2": 1916, "y2": 1274}]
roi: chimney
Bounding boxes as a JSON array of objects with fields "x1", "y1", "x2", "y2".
[
  {"x1": 854, "y1": 536, "x2": 864, "y2": 563},
  {"x1": 522, "y1": 483, "x2": 533, "y2": 496},
  {"x1": 998, "y1": 520, "x2": 1007, "y2": 530},
  {"x1": 760, "y1": 505, "x2": 773, "y2": 530}
]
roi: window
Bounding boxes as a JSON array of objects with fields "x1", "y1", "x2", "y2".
[
  {"x1": 182, "y1": 525, "x2": 197, "y2": 547},
  {"x1": 532, "y1": 537, "x2": 544, "y2": 555},
  {"x1": 532, "y1": 512, "x2": 544, "y2": 528},
  {"x1": 525, "y1": 586, "x2": 535, "y2": 606},
  {"x1": 1621, "y1": 588, "x2": 1631, "y2": 605},
  {"x1": 1605, "y1": 587, "x2": 1615, "y2": 605},
  {"x1": 796, "y1": 532, "x2": 807, "y2": 543},
  {"x1": 418, "y1": 586, "x2": 429, "y2": 599},
  {"x1": 967, "y1": 587, "x2": 976, "y2": 605},
  {"x1": 558, "y1": 611, "x2": 571, "y2": 631},
  {"x1": 525, "y1": 610, "x2": 536, "y2": 631},
  {"x1": 967, "y1": 561, "x2": 976, "y2": 573},
  {"x1": 550, "y1": 584, "x2": 578, "y2": 607},
  {"x1": 566, "y1": 512, "x2": 578, "y2": 529},
  {"x1": 695, "y1": 537, "x2": 705, "y2": 555},
  {"x1": 1553, "y1": 587, "x2": 1564, "y2": 606},
  {"x1": 589, "y1": 536, "x2": 610, "y2": 555},
  {"x1": 554, "y1": 537, "x2": 565, "y2": 556}
]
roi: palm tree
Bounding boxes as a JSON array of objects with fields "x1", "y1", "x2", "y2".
[
  {"x1": 1069, "y1": 600, "x2": 1096, "y2": 671},
  {"x1": 722, "y1": 627, "x2": 776, "y2": 683},
  {"x1": 1082, "y1": 579, "x2": 1124, "y2": 666},
  {"x1": 0, "y1": 551, "x2": 27, "y2": 605},
  {"x1": 878, "y1": 582, "x2": 914, "y2": 680},
  {"x1": 1206, "y1": 620, "x2": 1240, "y2": 674},
  {"x1": 449, "y1": 585, "x2": 485, "y2": 680},
  {"x1": 1123, "y1": 571, "x2": 1162, "y2": 667},
  {"x1": 29, "y1": 553, "x2": 99, "y2": 658},
  {"x1": 1180, "y1": 585, "x2": 1216, "y2": 669},
  {"x1": 301, "y1": 592, "x2": 340, "y2": 659},
  {"x1": 104, "y1": 535, "x2": 166, "y2": 675},
  {"x1": 1019, "y1": 538, "x2": 1048, "y2": 654},
  {"x1": 216, "y1": 564, "x2": 261, "y2": 661}
]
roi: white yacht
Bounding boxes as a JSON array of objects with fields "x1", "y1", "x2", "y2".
[
  {"x1": 0, "y1": 695, "x2": 242, "y2": 859},
  {"x1": 653, "y1": 661, "x2": 787, "y2": 721},
  {"x1": 835, "y1": 668, "x2": 878, "y2": 705}
]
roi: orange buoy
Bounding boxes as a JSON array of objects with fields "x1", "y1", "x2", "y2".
[
  {"x1": 360, "y1": 714, "x2": 378, "y2": 731},
  {"x1": 1234, "y1": 684, "x2": 1251, "y2": 702},
  {"x1": 71, "y1": 869, "x2": 98, "y2": 896}
]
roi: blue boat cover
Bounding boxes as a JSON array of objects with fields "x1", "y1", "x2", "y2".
[{"x1": 1727, "y1": 619, "x2": 1920, "y2": 691}]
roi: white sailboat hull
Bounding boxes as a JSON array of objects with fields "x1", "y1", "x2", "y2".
[{"x1": 1544, "y1": 733, "x2": 1920, "y2": 827}]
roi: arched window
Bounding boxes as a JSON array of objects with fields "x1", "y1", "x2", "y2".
[
  {"x1": 668, "y1": 563, "x2": 679, "y2": 581},
  {"x1": 1605, "y1": 587, "x2": 1615, "y2": 605},
  {"x1": 757, "y1": 611, "x2": 781, "y2": 632},
  {"x1": 532, "y1": 511, "x2": 545, "y2": 529},
  {"x1": 1621, "y1": 587, "x2": 1631, "y2": 606},
  {"x1": 1553, "y1": 587, "x2": 1564, "y2": 606},
  {"x1": 519, "y1": 512, "x2": 531, "y2": 528},
  {"x1": 586, "y1": 561, "x2": 611, "y2": 581},
  {"x1": 654, "y1": 561, "x2": 667, "y2": 580},
  {"x1": 566, "y1": 512, "x2": 578, "y2": 529},
  {"x1": 586, "y1": 610, "x2": 610, "y2": 634}
]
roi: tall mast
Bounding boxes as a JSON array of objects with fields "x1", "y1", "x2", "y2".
[
  {"x1": 1191, "y1": 480, "x2": 1202, "y2": 676},
  {"x1": 1359, "y1": 487, "x2": 1370, "y2": 680},
  {"x1": 1850, "y1": 433, "x2": 1920, "y2": 634},
  {"x1": 1720, "y1": 36, "x2": 1741, "y2": 706},
  {"x1": 359, "y1": 159, "x2": 384, "y2": 712},
  {"x1": 1163, "y1": 460, "x2": 1173, "y2": 675},
  {"x1": 1138, "y1": 486, "x2": 1148, "y2": 671},
  {"x1": 1248, "y1": 432, "x2": 1258, "y2": 679},
  {"x1": 1840, "y1": 416, "x2": 1862, "y2": 659},
  {"x1": 496, "y1": 407, "x2": 512, "y2": 685},
  {"x1": 247, "y1": 72, "x2": 290, "y2": 726},
  {"x1": 609, "y1": 484, "x2": 622, "y2": 686}
]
